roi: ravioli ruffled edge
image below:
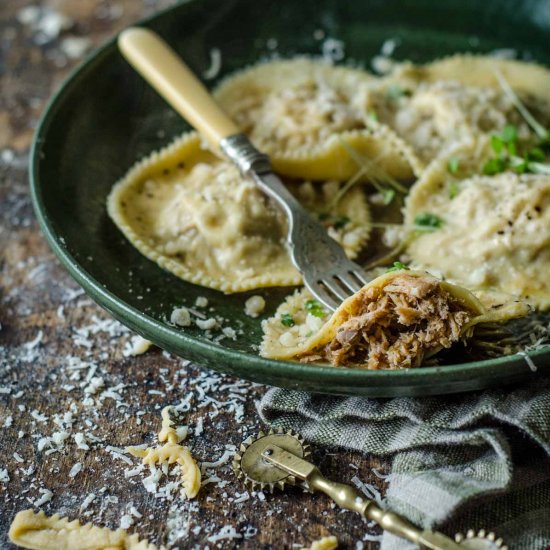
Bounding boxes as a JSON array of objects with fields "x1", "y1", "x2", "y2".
[
  {"x1": 214, "y1": 57, "x2": 416, "y2": 182},
  {"x1": 108, "y1": 132, "x2": 372, "y2": 293}
]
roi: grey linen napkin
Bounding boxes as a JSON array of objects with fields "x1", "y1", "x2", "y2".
[{"x1": 259, "y1": 379, "x2": 550, "y2": 549}]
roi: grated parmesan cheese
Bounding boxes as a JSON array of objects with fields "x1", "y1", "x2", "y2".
[
  {"x1": 74, "y1": 433, "x2": 90, "y2": 450},
  {"x1": 203, "y1": 48, "x2": 222, "y2": 80},
  {"x1": 196, "y1": 318, "x2": 218, "y2": 330},
  {"x1": 195, "y1": 296, "x2": 209, "y2": 308},
  {"x1": 244, "y1": 296, "x2": 266, "y2": 318},
  {"x1": 207, "y1": 524, "x2": 243, "y2": 543},
  {"x1": 34, "y1": 488, "x2": 53, "y2": 507},
  {"x1": 120, "y1": 514, "x2": 133, "y2": 529},
  {"x1": 30, "y1": 410, "x2": 47, "y2": 423},
  {"x1": 69, "y1": 462, "x2": 82, "y2": 478},
  {"x1": 171, "y1": 307, "x2": 192, "y2": 327},
  {"x1": 79, "y1": 493, "x2": 96, "y2": 512}
]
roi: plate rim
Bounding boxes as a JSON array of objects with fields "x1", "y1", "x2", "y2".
[{"x1": 29, "y1": 0, "x2": 549, "y2": 395}]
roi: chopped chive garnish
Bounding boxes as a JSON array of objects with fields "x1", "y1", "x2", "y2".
[
  {"x1": 491, "y1": 135, "x2": 505, "y2": 155},
  {"x1": 281, "y1": 313, "x2": 295, "y2": 327},
  {"x1": 305, "y1": 299, "x2": 325, "y2": 318},
  {"x1": 387, "y1": 84, "x2": 404, "y2": 100},
  {"x1": 501, "y1": 124, "x2": 518, "y2": 144},
  {"x1": 447, "y1": 157, "x2": 460, "y2": 175},
  {"x1": 483, "y1": 157, "x2": 506, "y2": 175},
  {"x1": 528, "y1": 147, "x2": 545, "y2": 161},
  {"x1": 449, "y1": 181, "x2": 460, "y2": 199},
  {"x1": 367, "y1": 110, "x2": 378, "y2": 122},
  {"x1": 386, "y1": 261, "x2": 410, "y2": 272},
  {"x1": 414, "y1": 212, "x2": 444, "y2": 230},
  {"x1": 382, "y1": 188, "x2": 396, "y2": 205}
]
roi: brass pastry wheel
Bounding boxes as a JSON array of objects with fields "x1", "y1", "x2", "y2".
[{"x1": 233, "y1": 430, "x2": 508, "y2": 550}]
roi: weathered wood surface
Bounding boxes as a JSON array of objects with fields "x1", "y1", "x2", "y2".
[{"x1": 0, "y1": 2, "x2": 387, "y2": 548}]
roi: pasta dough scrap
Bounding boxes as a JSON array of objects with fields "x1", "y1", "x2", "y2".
[
  {"x1": 127, "y1": 406, "x2": 201, "y2": 499},
  {"x1": 108, "y1": 132, "x2": 371, "y2": 293},
  {"x1": 301, "y1": 535, "x2": 338, "y2": 550},
  {"x1": 404, "y1": 150, "x2": 550, "y2": 310},
  {"x1": 214, "y1": 58, "x2": 415, "y2": 181},
  {"x1": 8, "y1": 509, "x2": 163, "y2": 550},
  {"x1": 357, "y1": 56, "x2": 550, "y2": 171},
  {"x1": 261, "y1": 270, "x2": 526, "y2": 368}
]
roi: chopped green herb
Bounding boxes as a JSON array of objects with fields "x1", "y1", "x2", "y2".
[
  {"x1": 281, "y1": 313, "x2": 295, "y2": 327},
  {"x1": 333, "y1": 215, "x2": 351, "y2": 229},
  {"x1": 483, "y1": 157, "x2": 507, "y2": 175},
  {"x1": 510, "y1": 155, "x2": 528, "y2": 174},
  {"x1": 501, "y1": 124, "x2": 518, "y2": 144},
  {"x1": 305, "y1": 299, "x2": 325, "y2": 318},
  {"x1": 414, "y1": 212, "x2": 444, "y2": 230},
  {"x1": 367, "y1": 110, "x2": 378, "y2": 122},
  {"x1": 382, "y1": 188, "x2": 396, "y2": 205},
  {"x1": 447, "y1": 157, "x2": 460, "y2": 175},
  {"x1": 318, "y1": 212, "x2": 331, "y2": 221},
  {"x1": 490, "y1": 135, "x2": 505, "y2": 155},
  {"x1": 449, "y1": 181, "x2": 460, "y2": 199},
  {"x1": 528, "y1": 147, "x2": 545, "y2": 162},
  {"x1": 386, "y1": 261, "x2": 410, "y2": 272},
  {"x1": 387, "y1": 84, "x2": 404, "y2": 101}
]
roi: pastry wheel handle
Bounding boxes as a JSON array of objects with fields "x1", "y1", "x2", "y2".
[
  {"x1": 263, "y1": 444, "x2": 463, "y2": 550},
  {"x1": 307, "y1": 470, "x2": 422, "y2": 544}
]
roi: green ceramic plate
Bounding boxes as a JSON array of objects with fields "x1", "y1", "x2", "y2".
[{"x1": 31, "y1": 0, "x2": 550, "y2": 396}]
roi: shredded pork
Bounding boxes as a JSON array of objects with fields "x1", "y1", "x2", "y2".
[{"x1": 315, "y1": 275, "x2": 471, "y2": 369}]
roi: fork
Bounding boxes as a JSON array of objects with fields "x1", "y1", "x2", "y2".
[{"x1": 118, "y1": 28, "x2": 368, "y2": 311}]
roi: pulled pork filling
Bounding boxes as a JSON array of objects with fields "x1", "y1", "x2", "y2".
[{"x1": 314, "y1": 275, "x2": 472, "y2": 369}]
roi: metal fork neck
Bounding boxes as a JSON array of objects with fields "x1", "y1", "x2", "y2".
[
  {"x1": 220, "y1": 133, "x2": 272, "y2": 175},
  {"x1": 219, "y1": 132, "x2": 303, "y2": 224}
]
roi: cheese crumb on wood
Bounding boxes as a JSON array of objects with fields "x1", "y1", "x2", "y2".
[{"x1": 69, "y1": 463, "x2": 82, "y2": 478}]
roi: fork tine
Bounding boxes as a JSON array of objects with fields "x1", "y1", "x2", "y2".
[
  {"x1": 304, "y1": 282, "x2": 341, "y2": 312},
  {"x1": 322, "y1": 277, "x2": 352, "y2": 302},
  {"x1": 351, "y1": 268, "x2": 369, "y2": 286},
  {"x1": 336, "y1": 271, "x2": 363, "y2": 294}
]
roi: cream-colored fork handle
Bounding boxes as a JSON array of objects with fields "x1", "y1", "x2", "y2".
[{"x1": 118, "y1": 27, "x2": 238, "y2": 150}]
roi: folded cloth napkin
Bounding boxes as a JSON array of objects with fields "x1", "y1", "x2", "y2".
[{"x1": 259, "y1": 378, "x2": 550, "y2": 549}]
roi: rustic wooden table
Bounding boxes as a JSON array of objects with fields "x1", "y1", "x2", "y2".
[{"x1": 0, "y1": 2, "x2": 388, "y2": 548}]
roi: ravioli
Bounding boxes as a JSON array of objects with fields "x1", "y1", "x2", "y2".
[
  {"x1": 357, "y1": 56, "x2": 550, "y2": 171},
  {"x1": 261, "y1": 270, "x2": 512, "y2": 369},
  {"x1": 401, "y1": 54, "x2": 550, "y2": 100},
  {"x1": 214, "y1": 58, "x2": 414, "y2": 182},
  {"x1": 405, "y1": 155, "x2": 550, "y2": 310},
  {"x1": 108, "y1": 132, "x2": 371, "y2": 292}
]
